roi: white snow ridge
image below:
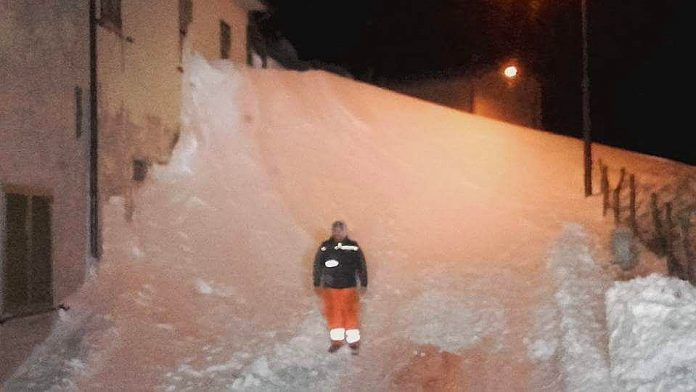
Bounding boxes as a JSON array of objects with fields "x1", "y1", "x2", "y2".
[
  {"x1": 607, "y1": 274, "x2": 696, "y2": 391},
  {"x1": 548, "y1": 224, "x2": 612, "y2": 391}
]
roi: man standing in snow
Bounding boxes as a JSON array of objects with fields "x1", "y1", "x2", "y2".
[{"x1": 313, "y1": 221, "x2": 368, "y2": 354}]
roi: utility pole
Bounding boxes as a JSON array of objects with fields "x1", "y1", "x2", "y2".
[
  {"x1": 89, "y1": 0, "x2": 101, "y2": 258},
  {"x1": 582, "y1": 0, "x2": 592, "y2": 197}
]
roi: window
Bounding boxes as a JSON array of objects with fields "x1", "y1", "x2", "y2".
[
  {"x1": 246, "y1": 22, "x2": 253, "y2": 66},
  {"x1": 220, "y1": 20, "x2": 231, "y2": 59},
  {"x1": 99, "y1": 0, "x2": 122, "y2": 32},
  {"x1": 1, "y1": 187, "x2": 53, "y2": 318}
]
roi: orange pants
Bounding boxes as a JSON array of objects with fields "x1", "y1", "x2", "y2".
[{"x1": 322, "y1": 288, "x2": 360, "y2": 343}]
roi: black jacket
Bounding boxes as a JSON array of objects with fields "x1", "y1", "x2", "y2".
[{"x1": 313, "y1": 237, "x2": 368, "y2": 289}]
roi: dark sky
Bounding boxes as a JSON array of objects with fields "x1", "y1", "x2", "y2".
[{"x1": 261, "y1": 1, "x2": 692, "y2": 165}]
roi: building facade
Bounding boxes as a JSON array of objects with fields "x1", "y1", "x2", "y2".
[
  {"x1": 1, "y1": 1, "x2": 91, "y2": 320},
  {"x1": 1, "y1": 0, "x2": 263, "y2": 321}
]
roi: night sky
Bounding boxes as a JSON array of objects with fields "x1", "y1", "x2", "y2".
[{"x1": 260, "y1": 0, "x2": 692, "y2": 165}]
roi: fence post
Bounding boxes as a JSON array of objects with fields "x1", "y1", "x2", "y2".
[
  {"x1": 682, "y1": 214, "x2": 695, "y2": 285},
  {"x1": 665, "y1": 202, "x2": 676, "y2": 265},
  {"x1": 650, "y1": 193, "x2": 666, "y2": 255},
  {"x1": 629, "y1": 174, "x2": 637, "y2": 231},
  {"x1": 601, "y1": 164, "x2": 609, "y2": 217},
  {"x1": 613, "y1": 168, "x2": 626, "y2": 225},
  {"x1": 664, "y1": 202, "x2": 684, "y2": 278}
]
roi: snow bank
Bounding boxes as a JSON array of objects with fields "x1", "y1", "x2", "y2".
[
  {"x1": 607, "y1": 274, "x2": 696, "y2": 391},
  {"x1": 2, "y1": 307, "x2": 118, "y2": 392},
  {"x1": 547, "y1": 224, "x2": 612, "y2": 391},
  {"x1": 154, "y1": 56, "x2": 241, "y2": 182},
  {"x1": 228, "y1": 312, "x2": 351, "y2": 392}
]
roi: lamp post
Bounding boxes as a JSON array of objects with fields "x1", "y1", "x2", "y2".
[{"x1": 581, "y1": 0, "x2": 592, "y2": 197}]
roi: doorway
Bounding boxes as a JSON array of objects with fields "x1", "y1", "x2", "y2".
[{"x1": 1, "y1": 186, "x2": 53, "y2": 319}]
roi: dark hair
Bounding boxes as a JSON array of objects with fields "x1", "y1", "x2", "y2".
[{"x1": 332, "y1": 220, "x2": 346, "y2": 229}]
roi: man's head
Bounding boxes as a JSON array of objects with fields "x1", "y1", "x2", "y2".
[{"x1": 331, "y1": 220, "x2": 347, "y2": 242}]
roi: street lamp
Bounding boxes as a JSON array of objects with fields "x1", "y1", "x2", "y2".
[
  {"x1": 503, "y1": 65, "x2": 519, "y2": 79},
  {"x1": 581, "y1": 0, "x2": 592, "y2": 197}
]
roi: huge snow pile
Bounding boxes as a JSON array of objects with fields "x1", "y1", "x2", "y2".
[
  {"x1": 4, "y1": 52, "x2": 695, "y2": 391},
  {"x1": 607, "y1": 274, "x2": 696, "y2": 391}
]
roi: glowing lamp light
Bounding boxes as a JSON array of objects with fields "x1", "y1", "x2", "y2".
[{"x1": 503, "y1": 65, "x2": 518, "y2": 79}]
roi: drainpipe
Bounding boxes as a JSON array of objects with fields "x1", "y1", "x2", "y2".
[{"x1": 89, "y1": 0, "x2": 101, "y2": 259}]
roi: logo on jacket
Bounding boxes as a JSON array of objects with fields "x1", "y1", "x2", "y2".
[
  {"x1": 335, "y1": 243, "x2": 359, "y2": 251},
  {"x1": 325, "y1": 259, "x2": 339, "y2": 268}
]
